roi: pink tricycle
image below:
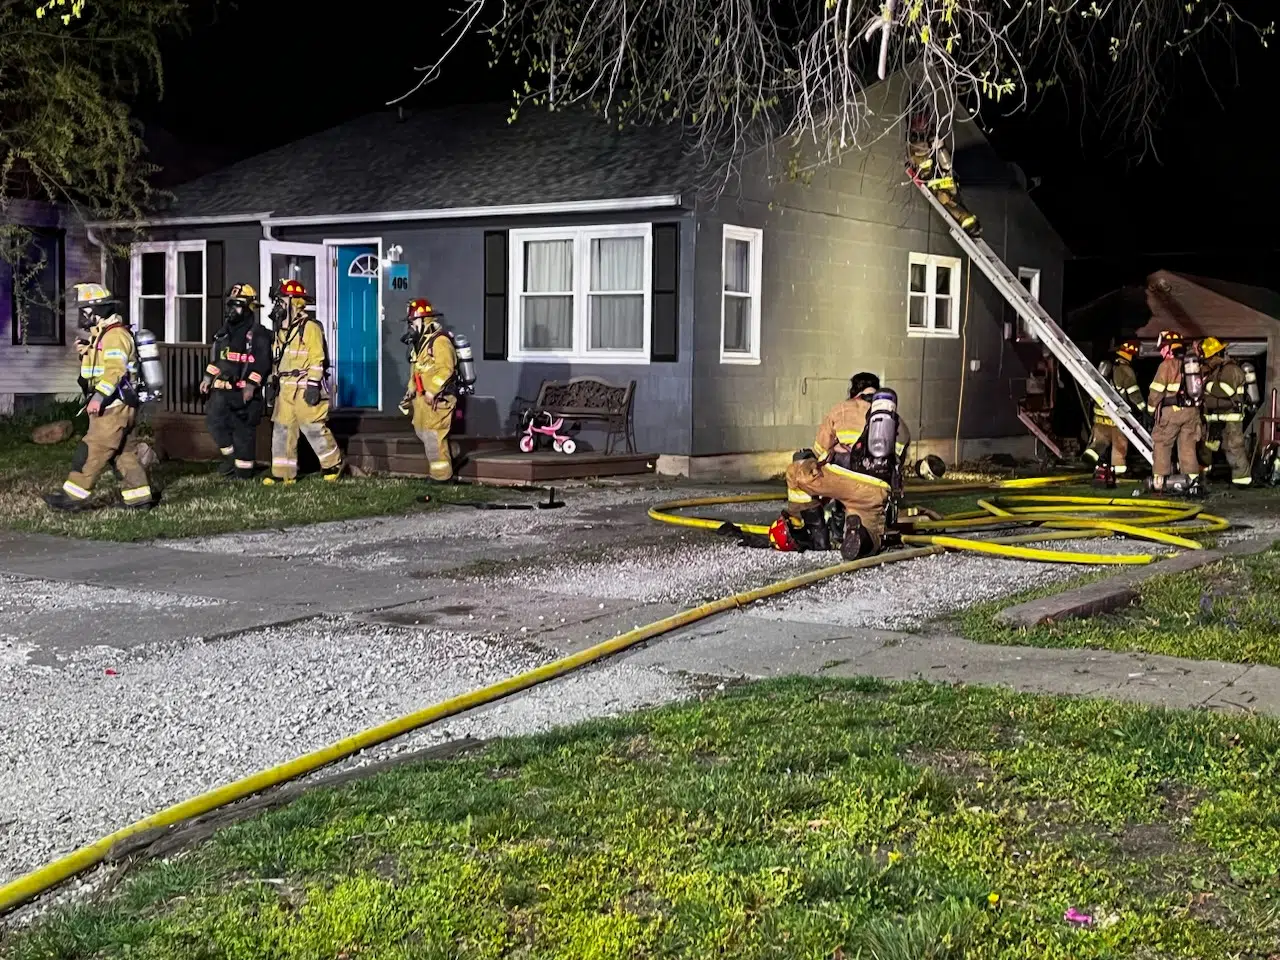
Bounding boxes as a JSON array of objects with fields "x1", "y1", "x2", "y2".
[{"x1": 518, "y1": 409, "x2": 577, "y2": 454}]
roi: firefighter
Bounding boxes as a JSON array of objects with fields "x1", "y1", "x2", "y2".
[
  {"x1": 1147, "y1": 331, "x2": 1206, "y2": 496},
  {"x1": 201, "y1": 283, "x2": 273, "y2": 480},
  {"x1": 773, "y1": 372, "x2": 912, "y2": 560},
  {"x1": 43, "y1": 284, "x2": 154, "y2": 511},
  {"x1": 399, "y1": 298, "x2": 458, "y2": 486},
  {"x1": 906, "y1": 112, "x2": 981, "y2": 237},
  {"x1": 1082, "y1": 339, "x2": 1145, "y2": 485},
  {"x1": 262, "y1": 280, "x2": 343, "y2": 485},
  {"x1": 1199, "y1": 337, "x2": 1254, "y2": 488}
]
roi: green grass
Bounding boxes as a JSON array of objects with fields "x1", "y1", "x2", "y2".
[
  {"x1": 6, "y1": 679, "x2": 1278, "y2": 959},
  {"x1": 956, "y1": 545, "x2": 1280, "y2": 667},
  {"x1": 0, "y1": 408, "x2": 489, "y2": 542}
]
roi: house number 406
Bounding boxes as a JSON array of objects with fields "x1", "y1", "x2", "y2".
[{"x1": 390, "y1": 275, "x2": 409, "y2": 291}]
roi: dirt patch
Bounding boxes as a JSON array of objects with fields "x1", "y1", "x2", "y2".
[
  {"x1": 906, "y1": 748, "x2": 992, "y2": 785},
  {"x1": 374, "y1": 611, "x2": 440, "y2": 627}
]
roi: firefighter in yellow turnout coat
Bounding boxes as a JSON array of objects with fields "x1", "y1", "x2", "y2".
[
  {"x1": 263, "y1": 280, "x2": 343, "y2": 484},
  {"x1": 779, "y1": 372, "x2": 911, "y2": 560},
  {"x1": 1083, "y1": 340, "x2": 1145, "y2": 480},
  {"x1": 399, "y1": 298, "x2": 457, "y2": 483},
  {"x1": 1148, "y1": 332, "x2": 1207, "y2": 496},
  {"x1": 44, "y1": 284, "x2": 153, "y2": 511},
  {"x1": 1199, "y1": 337, "x2": 1254, "y2": 487}
]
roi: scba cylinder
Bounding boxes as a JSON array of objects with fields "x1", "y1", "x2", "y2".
[
  {"x1": 453, "y1": 332, "x2": 477, "y2": 395},
  {"x1": 865, "y1": 389, "x2": 899, "y2": 459},
  {"x1": 136, "y1": 328, "x2": 165, "y2": 401}
]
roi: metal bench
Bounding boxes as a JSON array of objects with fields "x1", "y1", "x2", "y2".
[{"x1": 515, "y1": 376, "x2": 637, "y2": 454}]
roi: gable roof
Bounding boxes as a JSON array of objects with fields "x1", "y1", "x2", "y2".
[
  {"x1": 1136, "y1": 270, "x2": 1280, "y2": 339},
  {"x1": 160, "y1": 104, "x2": 699, "y2": 220}
]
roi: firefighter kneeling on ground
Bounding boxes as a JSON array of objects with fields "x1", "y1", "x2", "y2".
[
  {"x1": 44, "y1": 284, "x2": 154, "y2": 512},
  {"x1": 1083, "y1": 339, "x2": 1145, "y2": 487},
  {"x1": 1147, "y1": 331, "x2": 1207, "y2": 497},
  {"x1": 262, "y1": 279, "x2": 343, "y2": 485},
  {"x1": 201, "y1": 284, "x2": 273, "y2": 479},
  {"x1": 399, "y1": 298, "x2": 458, "y2": 492},
  {"x1": 906, "y1": 113, "x2": 981, "y2": 238},
  {"x1": 1199, "y1": 337, "x2": 1257, "y2": 489}
]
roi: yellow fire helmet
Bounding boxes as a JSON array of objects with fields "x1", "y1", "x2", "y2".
[
  {"x1": 1200, "y1": 336, "x2": 1227, "y2": 358},
  {"x1": 72, "y1": 282, "x2": 114, "y2": 306},
  {"x1": 227, "y1": 283, "x2": 260, "y2": 307}
]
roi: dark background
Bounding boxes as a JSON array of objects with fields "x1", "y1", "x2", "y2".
[{"x1": 134, "y1": 0, "x2": 1276, "y2": 310}]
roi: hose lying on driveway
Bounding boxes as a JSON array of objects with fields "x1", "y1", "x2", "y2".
[{"x1": 0, "y1": 475, "x2": 1227, "y2": 916}]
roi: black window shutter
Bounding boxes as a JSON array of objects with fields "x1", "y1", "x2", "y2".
[
  {"x1": 651, "y1": 223, "x2": 679, "y2": 362},
  {"x1": 483, "y1": 230, "x2": 508, "y2": 360},
  {"x1": 205, "y1": 241, "x2": 225, "y2": 343}
]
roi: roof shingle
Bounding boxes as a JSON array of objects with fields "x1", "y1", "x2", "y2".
[{"x1": 162, "y1": 104, "x2": 697, "y2": 219}]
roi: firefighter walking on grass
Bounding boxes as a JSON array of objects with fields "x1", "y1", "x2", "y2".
[
  {"x1": 1199, "y1": 337, "x2": 1257, "y2": 488},
  {"x1": 262, "y1": 280, "x2": 343, "y2": 485},
  {"x1": 400, "y1": 298, "x2": 458, "y2": 488},
  {"x1": 201, "y1": 284, "x2": 273, "y2": 479},
  {"x1": 1083, "y1": 339, "x2": 1145, "y2": 486},
  {"x1": 44, "y1": 284, "x2": 154, "y2": 512},
  {"x1": 1147, "y1": 331, "x2": 1207, "y2": 496}
]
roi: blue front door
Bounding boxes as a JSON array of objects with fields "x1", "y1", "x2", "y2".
[{"x1": 334, "y1": 244, "x2": 380, "y2": 408}]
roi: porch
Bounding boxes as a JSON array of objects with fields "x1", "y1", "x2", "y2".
[{"x1": 150, "y1": 343, "x2": 656, "y2": 484}]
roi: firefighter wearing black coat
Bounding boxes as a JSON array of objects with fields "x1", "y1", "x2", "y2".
[{"x1": 201, "y1": 283, "x2": 273, "y2": 479}]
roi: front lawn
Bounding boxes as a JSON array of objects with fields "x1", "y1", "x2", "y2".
[
  {"x1": 957, "y1": 546, "x2": 1280, "y2": 667},
  {"x1": 7, "y1": 679, "x2": 1277, "y2": 959},
  {"x1": 0, "y1": 409, "x2": 481, "y2": 541}
]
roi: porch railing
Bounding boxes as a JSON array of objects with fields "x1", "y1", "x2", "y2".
[{"x1": 157, "y1": 341, "x2": 213, "y2": 415}]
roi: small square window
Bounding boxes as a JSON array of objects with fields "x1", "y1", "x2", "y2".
[{"x1": 906, "y1": 253, "x2": 961, "y2": 338}]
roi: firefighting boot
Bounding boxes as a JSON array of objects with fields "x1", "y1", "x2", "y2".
[
  {"x1": 1092, "y1": 463, "x2": 1116, "y2": 489},
  {"x1": 1186, "y1": 475, "x2": 1207, "y2": 499},
  {"x1": 321, "y1": 461, "x2": 344, "y2": 482},
  {"x1": 800, "y1": 505, "x2": 829, "y2": 551},
  {"x1": 262, "y1": 475, "x2": 296, "y2": 486},
  {"x1": 839, "y1": 515, "x2": 875, "y2": 561},
  {"x1": 43, "y1": 490, "x2": 94, "y2": 512},
  {"x1": 215, "y1": 453, "x2": 236, "y2": 478}
]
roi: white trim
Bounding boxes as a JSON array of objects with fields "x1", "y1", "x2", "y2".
[
  {"x1": 323, "y1": 237, "x2": 385, "y2": 412},
  {"x1": 266, "y1": 194, "x2": 684, "y2": 228},
  {"x1": 89, "y1": 211, "x2": 273, "y2": 228},
  {"x1": 906, "y1": 252, "x2": 962, "y2": 339},
  {"x1": 128, "y1": 240, "x2": 208, "y2": 342},
  {"x1": 507, "y1": 223, "x2": 653, "y2": 364},
  {"x1": 1015, "y1": 267, "x2": 1042, "y2": 343},
  {"x1": 719, "y1": 224, "x2": 763, "y2": 365}
]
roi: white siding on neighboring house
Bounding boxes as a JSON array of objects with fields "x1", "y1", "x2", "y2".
[{"x1": 0, "y1": 199, "x2": 100, "y2": 413}]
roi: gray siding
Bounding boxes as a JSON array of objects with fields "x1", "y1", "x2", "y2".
[
  {"x1": 690, "y1": 94, "x2": 1067, "y2": 456},
  {"x1": 137, "y1": 210, "x2": 698, "y2": 455}
]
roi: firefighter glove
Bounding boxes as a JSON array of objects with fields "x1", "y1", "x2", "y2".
[
  {"x1": 304, "y1": 382, "x2": 321, "y2": 406},
  {"x1": 399, "y1": 394, "x2": 412, "y2": 416}
]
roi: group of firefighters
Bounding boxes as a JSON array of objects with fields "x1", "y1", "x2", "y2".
[
  {"x1": 1086, "y1": 333, "x2": 1262, "y2": 496},
  {"x1": 43, "y1": 280, "x2": 464, "y2": 512}
]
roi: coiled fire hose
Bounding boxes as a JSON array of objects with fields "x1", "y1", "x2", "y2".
[{"x1": 0, "y1": 475, "x2": 1227, "y2": 916}]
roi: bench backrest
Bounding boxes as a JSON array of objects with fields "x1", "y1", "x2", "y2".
[{"x1": 534, "y1": 376, "x2": 634, "y2": 415}]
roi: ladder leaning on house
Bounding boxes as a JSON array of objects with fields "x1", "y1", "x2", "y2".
[{"x1": 910, "y1": 177, "x2": 1155, "y2": 466}]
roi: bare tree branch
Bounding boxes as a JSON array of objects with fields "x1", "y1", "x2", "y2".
[{"x1": 394, "y1": 0, "x2": 1273, "y2": 196}]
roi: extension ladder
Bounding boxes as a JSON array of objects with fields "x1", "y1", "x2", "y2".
[{"x1": 910, "y1": 176, "x2": 1154, "y2": 465}]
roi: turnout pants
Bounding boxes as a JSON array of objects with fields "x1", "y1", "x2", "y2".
[
  {"x1": 1152, "y1": 406, "x2": 1204, "y2": 478},
  {"x1": 206, "y1": 390, "x2": 263, "y2": 479},
  {"x1": 63, "y1": 403, "x2": 152, "y2": 506},
  {"x1": 270, "y1": 388, "x2": 341, "y2": 481},
  {"x1": 412, "y1": 394, "x2": 456, "y2": 481},
  {"x1": 1202, "y1": 419, "x2": 1252, "y2": 485},
  {"x1": 784, "y1": 458, "x2": 889, "y2": 552},
  {"x1": 1084, "y1": 419, "x2": 1129, "y2": 473}
]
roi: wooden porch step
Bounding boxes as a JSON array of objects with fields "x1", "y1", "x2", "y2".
[{"x1": 458, "y1": 451, "x2": 655, "y2": 486}]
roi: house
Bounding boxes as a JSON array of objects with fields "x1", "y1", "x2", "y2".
[
  {"x1": 91, "y1": 77, "x2": 1068, "y2": 478},
  {"x1": 0, "y1": 199, "x2": 102, "y2": 415}
]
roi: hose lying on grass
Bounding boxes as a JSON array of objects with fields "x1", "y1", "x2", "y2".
[{"x1": 0, "y1": 474, "x2": 1226, "y2": 917}]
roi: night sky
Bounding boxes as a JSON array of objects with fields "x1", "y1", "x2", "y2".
[{"x1": 133, "y1": 0, "x2": 1276, "y2": 309}]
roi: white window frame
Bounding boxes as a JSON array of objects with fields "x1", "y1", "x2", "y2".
[
  {"x1": 906, "y1": 252, "x2": 962, "y2": 339},
  {"x1": 720, "y1": 224, "x2": 763, "y2": 365},
  {"x1": 129, "y1": 240, "x2": 208, "y2": 342},
  {"x1": 1015, "y1": 266, "x2": 1042, "y2": 342},
  {"x1": 507, "y1": 223, "x2": 652, "y2": 364}
]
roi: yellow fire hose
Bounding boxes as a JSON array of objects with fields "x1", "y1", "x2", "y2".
[{"x1": 0, "y1": 474, "x2": 1228, "y2": 917}]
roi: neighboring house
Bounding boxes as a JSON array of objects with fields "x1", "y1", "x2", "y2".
[
  {"x1": 92, "y1": 76, "x2": 1068, "y2": 477},
  {"x1": 0, "y1": 199, "x2": 101, "y2": 415}
]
